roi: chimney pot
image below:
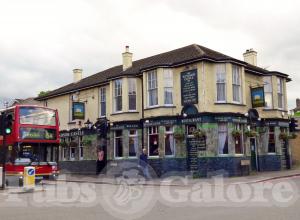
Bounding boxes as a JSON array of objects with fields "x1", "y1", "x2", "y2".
[
  {"x1": 243, "y1": 48, "x2": 257, "y2": 66},
  {"x1": 122, "y1": 46, "x2": 133, "y2": 70},
  {"x1": 73, "y1": 69, "x2": 83, "y2": 83}
]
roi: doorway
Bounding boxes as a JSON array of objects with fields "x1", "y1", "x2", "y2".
[{"x1": 250, "y1": 138, "x2": 258, "y2": 171}]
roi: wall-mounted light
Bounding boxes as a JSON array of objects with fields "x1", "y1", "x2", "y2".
[
  {"x1": 145, "y1": 120, "x2": 149, "y2": 123},
  {"x1": 183, "y1": 113, "x2": 187, "y2": 118},
  {"x1": 244, "y1": 112, "x2": 249, "y2": 117}
]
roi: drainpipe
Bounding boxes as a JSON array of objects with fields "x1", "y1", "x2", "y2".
[{"x1": 141, "y1": 75, "x2": 145, "y2": 149}]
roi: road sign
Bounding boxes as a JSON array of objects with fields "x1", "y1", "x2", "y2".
[{"x1": 23, "y1": 166, "x2": 35, "y2": 190}]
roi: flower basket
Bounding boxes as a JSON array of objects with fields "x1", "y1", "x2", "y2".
[
  {"x1": 288, "y1": 133, "x2": 298, "y2": 139},
  {"x1": 192, "y1": 129, "x2": 206, "y2": 139},
  {"x1": 69, "y1": 141, "x2": 78, "y2": 148},
  {"x1": 174, "y1": 127, "x2": 185, "y2": 142},
  {"x1": 279, "y1": 132, "x2": 288, "y2": 141},
  {"x1": 244, "y1": 130, "x2": 258, "y2": 138},
  {"x1": 60, "y1": 141, "x2": 68, "y2": 148},
  {"x1": 232, "y1": 130, "x2": 241, "y2": 138},
  {"x1": 258, "y1": 127, "x2": 267, "y2": 134}
]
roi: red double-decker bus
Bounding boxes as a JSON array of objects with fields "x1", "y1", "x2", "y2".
[{"x1": 0, "y1": 105, "x2": 60, "y2": 183}]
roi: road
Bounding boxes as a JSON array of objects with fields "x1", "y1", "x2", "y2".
[{"x1": 0, "y1": 175, "x2": 300, "y2": 220}]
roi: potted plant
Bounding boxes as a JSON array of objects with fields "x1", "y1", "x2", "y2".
[
  {"x1": 244, "y1": 129, "x2": 258, "y2": 138},
  {"x1": 174, "y1": 127, "x2": 185, "y2": 142},
  {"x1": 60, "y1": 141, "x2": 68, "y2": 148},
  {"x1": 232, "y1": 129, "x2": 241, "y2": 138},
  {"x1": 192, "y1": 129, "x2": 206, "y2": 139},
  {"x1": 279, "y1": 132, "x2": 288, "y2": 141},
  {"x1": 258, "y1": 127, "x2": 267, "y2": 135}
]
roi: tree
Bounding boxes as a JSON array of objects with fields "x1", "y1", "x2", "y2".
[{"x1": 38, "y1": 90, "x2": 51, "y2": 97}]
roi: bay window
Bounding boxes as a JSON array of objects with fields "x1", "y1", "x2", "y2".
[
  {"x1": 263, "y1": 76, "x2": 273, "y2": 109},
  {"x1": 128, "y1": 78, "x2": 136, "y2": 111},
  {"x1": 147, "y1": 70, "x2": 158, "y2": 106},
  {"x1": 216, "y1": 64, "x2": 226, "y2": 102},
  {"x1": 232, "y1": 65, "x2": 242, "y2": 103},
  {"x1": 277, "y1": 78, "x2": 284, "y2": 109},
  {"x1": 163, "y1": 69, "x2": 173, "y2": 105},
  {"x1": 218, "y1": 123, "x2": 228, "y2": 154},
  {"x1": 165, "y1": 126, "x2": 175, "y2": 156},
  {"x1": 114, "y1": 79, "x2": 122, "y2": 112},
  {"x1": 114, "y1": 130, "x2": 123, "y2": 158},
  {"x1": 99, "y1": 87, "x2": 106, "y2": 117},
  {"x1": 148, "y1": 126, "x2": 159, "y2": 156}
]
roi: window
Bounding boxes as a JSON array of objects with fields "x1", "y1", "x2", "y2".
[
  {"x1": 216, "y1": 64, "x2": 226, "y2": 102},
  {"x1": 163, "y1": 69, "x2": 173, "y2": 105},
  {"x1": 232, "y1": 65, "x2": 242, "y2": 103},
  {"x1": 264, "y1": 76, "x2": 273, "y2": 108},
  {"x1": 277, "y1": 78, "x2": 284, "y2": 109},
  {"x1": 99, "y1": 87, "x2": 106, "y2": 117},
  {"x1": 114, "y1": 79, "x2": 122, "y2": 112},
  {"x1": 148, "y1": 126, "x2": 159, "y2": 156},
  {"x1": 114, "y1": 130, "x2": 123, "y2": 158},
  {"x1": 234, "y1": 124, "x2": 243, "y2": 154},
  {"x1": 79, "y1": 136, "x2": 83, "y2": 160},
  {"x1": 70, "y1": 147, "x2": 76, "y2": 160},
  {"x1": 63, "y1": 147, "x2": 68, "y2": 161},
  {"x1": 218, "y1": 123, "x2": 228, "y2": 154},
  {"x1": 129, "y1": 130, "x2": 138, "y2": 157},
  {"x1": 147, "y1": 70, "x2": 158, "y2": 106},
  {"x1": 165, "y1": 126, "x2": 175, "y2": 156},
  {"x1": 268, "y1": 127, "x2": 276, "y2": 153},
  {"x1": 128, "y1": 78, "x2": 137, "y2": 111}
]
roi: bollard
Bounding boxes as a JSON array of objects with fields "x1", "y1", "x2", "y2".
[
  {"x1": 23, "y1": 166, "x2": 35, "y2": 191},
  {"x1": 0, "y1": 167, "x2": 3, "y2": 188}
]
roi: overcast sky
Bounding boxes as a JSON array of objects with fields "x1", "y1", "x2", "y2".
[{"x1": 0, "y1": 0, "x2": 299, "y2": 109}]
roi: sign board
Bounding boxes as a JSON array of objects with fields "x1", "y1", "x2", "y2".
[
  {"x1": 251, "y1": 87, "x2": 265, "y2": 108},
  {"x1": 20, "y1": 128, "x2": 56, "y2": 140},
  {"x1": 181, "y1": 69, "x2": 198, "y2": 105},
  {"x1": 72, "y1": 102, "x2": 85, "y2": 120},
  {"x1": 23, "y1": 166, "x2": 35, "y2": 190}
]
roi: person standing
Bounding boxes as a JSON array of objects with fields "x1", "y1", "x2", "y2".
[
  {"x1": 96, "y1": 147, "x2": 105, "y2": 175},
  {"x1": 139, "y1": 148, "x2": 150, "y2": 179}
]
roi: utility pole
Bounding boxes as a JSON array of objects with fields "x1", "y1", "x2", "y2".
[{"x1": 0, "y1": 112, "x2": 7, "y2": 190}]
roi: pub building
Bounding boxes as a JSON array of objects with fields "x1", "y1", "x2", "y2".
[{"x1": 36, "y1": 45, "x2": 293, "y2": 176}]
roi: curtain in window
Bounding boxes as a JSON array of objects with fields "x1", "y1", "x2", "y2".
[{"x1": 216, "y1": 64, "x2": 226, "y2": 102}]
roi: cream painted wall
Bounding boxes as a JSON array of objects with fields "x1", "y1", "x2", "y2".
[{"x1": 44, "y1": 61, "x2": 289, "y2": 131}]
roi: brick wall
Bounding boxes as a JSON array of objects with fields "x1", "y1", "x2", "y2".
[{"x1": 290, "y1": 132, "x2": 300, "y2": 165}]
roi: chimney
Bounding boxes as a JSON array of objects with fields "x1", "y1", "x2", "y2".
[
  {"x1": 122, "y1": 46, "x2": 133, "y2": 70},
  {"x1": 243, "y1": 48, "x2": 257, "y2": 66},
  {"x1": 296, "y1": 98, "x2": 300, "y2": 108},
  {"x1": 73, "y1": 69, "x2": 83, "y2": 83}
]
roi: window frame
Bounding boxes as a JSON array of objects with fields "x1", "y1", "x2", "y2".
[
  {"x1": 263, "y1": 76, "x2": 273, "y2": 109},
  {"x1": 234, "y1": 123, "x2": 244, "y2": 155},
  {"x1": 216, "y1": 64, "x2": 226, "y2": 103},
  {"x1": 164, "y1": 126, "x2": 175, "y2": 157},
  {"x1": 128, "y1": 78, "x2": 137, "y2": 111},
  {"x1": 277, "y1": 78, "x2": 284, "y2": 110},
  {"x1": 114, "y1": 79, "x2": 123, "y2": 113},
  {"x1": 99, "y1": 87, "x2": 106, "y2": 117},
  {"x1": 128, "y1": 129, "x2": 138, "y2": 158},
  {"x1": 218, "y1": 123, "x2": 229, "y2": 155},
  {"x1": 232, "y1": 65, "x2": 242, "y2": 103},
  {"x1": 163, "y1": 69, "x2": 174, "y2": 106},
  {"x1": 148, "y1": 126, "x2": 159, "y2": 157},
  {"x1": 147, "y1": 70, "x2": 158, "y2": 107},
  {"x1": 268, "y1": 126, "x2": 276, "y2": 154},
  {"x1": 114, "y1": 130, "x2": 123, "y2": 159}
]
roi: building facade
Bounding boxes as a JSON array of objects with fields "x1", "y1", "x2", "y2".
[{"x1": 36, "y1": 44, "x2": 292, "y2": 176}]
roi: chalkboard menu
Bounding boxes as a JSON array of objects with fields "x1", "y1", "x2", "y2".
[
  {"x1": 181, "y1": 69, "x2": 198, "y2": 105},
  {"x1": 187, "y1": 137, "x2": 206, "y2": 171}
]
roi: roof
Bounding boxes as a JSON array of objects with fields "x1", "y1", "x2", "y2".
[{"x1": 36, "y1": 44, "x2": 291, "y2": 100}]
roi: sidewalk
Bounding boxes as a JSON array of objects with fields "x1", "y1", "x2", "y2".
[{"x1": 50, "y1": 167, "x2": 300, "y2": 187}]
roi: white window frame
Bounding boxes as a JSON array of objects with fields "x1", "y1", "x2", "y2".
[
  {"x1": 147, "y1": 70, "x2": 158, "y2": 107},
  {"x1": 114, "y1": 130, "x2": 123, "y2": 159},
  {"x1": 163, "y1": 69, "x2": 174, "y2": 106},
  {"x1": 148, "y1": 126, "x2": 159, "y2": 157},
  {"x1": 216, "y1": 64, "x2": 226, "y2": 103},
  {"x1": 128, "y1": 78, "x2": 137, "y2": 111},
  {"x1": 128, "y1": 129, "x2": 138, "y2": 158},
  {"x1": 114, "y1": 79, "x2": 122, "y2": 113},
  {"x1": 218, "y1": 123, "x2": 229, "y2": 155},
  {"x1": 164, "y1": 126, "x2": 175, "y2": 157},
  {"x1": 263, "y1": 76, "x2": 273, "y2": 109},
  {"x1": 277, "y1": 78, "x2": 284, "y2": 110},
  {"x1": 99, "y1": 87, "x2": 106, "y2": 117},
  {"x1": 232, "y1": 65, "x2": 242, "y2": 103}
]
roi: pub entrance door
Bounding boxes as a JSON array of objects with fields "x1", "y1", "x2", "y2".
[{"x1": 250, "y1": 138, "x2": 259, "y2": 171}]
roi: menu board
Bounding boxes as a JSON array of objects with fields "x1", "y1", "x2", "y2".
[{"x1": 181, "y1": 70, "x2": 198, "y2": 105}]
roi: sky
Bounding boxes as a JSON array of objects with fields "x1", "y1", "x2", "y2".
[{"x1": 0, "y1": 0, "x2": 299, "y2": 109}]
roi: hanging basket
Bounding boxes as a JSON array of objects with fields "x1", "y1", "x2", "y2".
[
  {"x1": 232, "y1": 130, "x2": 242, "y2": 138},
  {"x1": 192, "y1": 129, "x2": 206, "y2": 139},
  {"x1": 279, "y1": 132, "x2": 288, "y2": 141},
  {"x1": 174, "y1": 127, "x2": 185, "y2": 142},
  {"x1": 244, "y1": 130, "x2": 258, "y2": 138},
  {"x1": 289, "y1": 133, "x2": 298, "y2": 139}
]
